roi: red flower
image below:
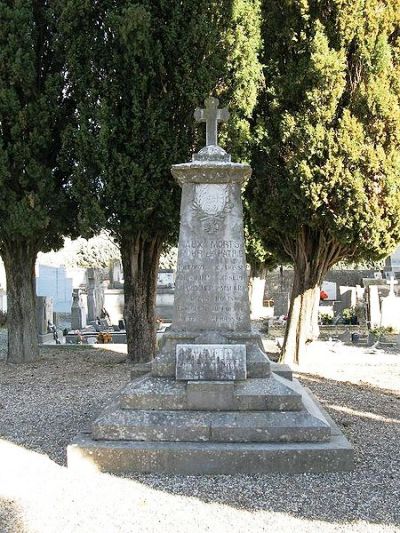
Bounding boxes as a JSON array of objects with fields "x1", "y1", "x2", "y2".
[{"x1": 320, "y1": 290, "x2": 328, "y2": 301}]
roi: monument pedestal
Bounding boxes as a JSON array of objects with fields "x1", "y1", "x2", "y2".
[
  {"x1": 68, "y1": 98, "x2": 353, "y2": 474},
  {"x1": 68, "y1": 372, "x2": 353, "y2": 474}
]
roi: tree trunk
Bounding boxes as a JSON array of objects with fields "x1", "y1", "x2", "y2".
[
  {"x1": 2, "y1": 242, "x2": 39, "y2": 363},
  {"x1": 280, "y1": 267, "x2": 319, "y2": 365},
  {"x1": 120, "y1": 233, "x2": 163, "y2": 363},
  {"x1": 280, "y1": 229, "x2": 339, "y2": 365}
]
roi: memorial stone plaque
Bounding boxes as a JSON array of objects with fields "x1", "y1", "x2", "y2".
[{"x1": 176, "y1": 344, "x2": 246, "y2": 381}]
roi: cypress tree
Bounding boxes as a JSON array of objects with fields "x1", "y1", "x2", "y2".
[
  {"x1": 249, "y1": 0, "x2": 400, "y2": 363},
  {"x1": 62, "y1": 0, "x2": 262, "y2": 362},
  {"x1": 0, "y1": 2, "x2": 78, "y2": 362}
]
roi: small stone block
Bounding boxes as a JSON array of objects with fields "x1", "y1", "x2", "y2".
[
  {"x1": 120, "y1": 377, "x2": 187, "y2": 410},
  {"x1": 176, "y1": 344, "x2": 246, "y2": 380},
  {"x1": 270, "y1": 362, "x2": 293, "y2": 380},
  {"x1": 187, "y1": 381, "x2": 235, "y2": 410}
]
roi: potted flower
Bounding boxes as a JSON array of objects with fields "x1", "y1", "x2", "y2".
[{"x1": 342, "y1": 307, "x2": 358, "y2": 325}]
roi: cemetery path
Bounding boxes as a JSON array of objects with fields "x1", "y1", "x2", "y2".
[{"x1": 0, "y1": 342, "x2": 398, "y2": 533}]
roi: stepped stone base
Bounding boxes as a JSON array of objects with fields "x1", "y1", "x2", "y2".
[
  {"x1": 68, "y1": 433, "x2": 353, "y2": 475},
  {"x1": 67, "y1": 377, "x2": 353, "y2": 474}
]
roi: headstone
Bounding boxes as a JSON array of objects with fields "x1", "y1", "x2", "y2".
[
  {"x1": 380, "y1": 276, "x2": 400, "y2": 331},
  {"x1": 87, "y1": 268, "x2": 104, "y2": 323},
  {"x1": 368, "y1": 285, "x2": 381, "y2": 327},
  {"x1": 272, "y1": 291, "x2": 289, "y2": 316},
  {"x1": 71, "y1": 289, "x2": 86, "y2": 330},
  {"x1": 36, "y1": 296, "x2": 54, "y2": 343},
  {"x1": 385, "y1": 245, "x2": 400, "y2": 273},
  {"x1": 103, "y1": 288, "x2": 124, "y2": 325},
  {"x1": 110, "y1": 260, "x2": 123, "y2": 288},
  {"x1": 333, "y1": 286, "x2": 356, "y2": 315},
  {"x1": 69, "y1": 97, "x2": 353, "y2": 475},
  {"x1": 249, "y1": 275, "x2": 272, "y2": 320}
]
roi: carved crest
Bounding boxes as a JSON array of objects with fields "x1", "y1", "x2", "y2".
[{"x1": 192, "y1": 184, "x2": 232, "y2": 233}]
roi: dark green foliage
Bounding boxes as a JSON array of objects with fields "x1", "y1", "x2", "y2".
[
  {"x1": 248, "y1": 1, "x2": 400, "y2": 364},
  {"x1": 63, "y1": 0, "x2": 262, "y2": 243},
  {"x1": 0, "y1": 1, "x2": 78, "y2": 252},
  {"x1": 249, "y1": 0, "x2": 400, "y2": 266},
  {"x1": 0, "y1": 1, "x2": 81, "y2": 362},
  {"x1": 62, "y1": 0, "x2": 263, "y2": 361}
]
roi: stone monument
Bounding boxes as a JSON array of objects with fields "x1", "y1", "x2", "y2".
[
  {"x1": 71, "y1": 289, "x2": 87, "y2": 330},
  {"x1": 36, "y1": 296, "x2": 54, "y2": 344},
  {"x1": 87, "y1": 268, "x2": 104, "y2": 323},
  {"x1": 380, "y1": 275, "x2": 400, "y2": 331},
  {"x1": 68, "y1": 98, "x2": 353, "y2": 474}
]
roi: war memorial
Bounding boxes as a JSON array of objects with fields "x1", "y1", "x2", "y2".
[{"x1": 68, "y1": 98, "x2": 353, "y2": 474}]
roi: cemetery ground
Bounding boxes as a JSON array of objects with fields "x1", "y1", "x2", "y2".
[{"x1": 0, "y1": 330, "x2": 399, "y2": 533}]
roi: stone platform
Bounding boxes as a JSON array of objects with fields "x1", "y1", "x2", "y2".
[{"x1": 68, "y1": 373, "x2": 353, "y2": 474}]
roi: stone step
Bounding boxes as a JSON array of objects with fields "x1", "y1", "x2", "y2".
[
  {"x1": 119, "y1": 375, "x2": 303, "y2": 412},
  {"x1": 120, "y1": 376, "x2": 187, "y2": 410},
  {"x1": 69, "y1": 386, "x2": 353, "y2": 475},
  {"x1": 92, "y1": 407, "x2": 331, "y2": 443},
  {"x1": 69, "y1": 433, "x2": 353, "y2": 475},
  {"x1": 235, "y1": 375, "x2": 302, "y2": 411}
]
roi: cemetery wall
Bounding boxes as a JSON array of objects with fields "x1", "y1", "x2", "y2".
[
  {"x1": 265, "y1": 269, "x2": 375, "y2": 298},
  {"x1": 325, "y1": 270, "x2": 375, "y2": 287}
]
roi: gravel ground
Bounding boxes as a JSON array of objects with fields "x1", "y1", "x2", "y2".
[{"x1": 0, "y1": 334, "x2": 399, "y2": 533}]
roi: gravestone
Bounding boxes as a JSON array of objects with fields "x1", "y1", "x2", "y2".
[
  {"x1": 110, "y1": 260, "x2": 123, "y2": 289},
  {"x1": 69, "y1": 97, "x2": 353, "y2": 474},
  {"x1": 380, "y1": 276, "x2": 400, "y2": 331},
  {"x1": 71, "y1": 289, "x2": 87, "y2": 330},
  {"x1": 87, "y1": 268, "x2": 104, "y2": 323},
  {"x1": 368, "y1": 285, "x2": 381, "y2": 327},
  {"x1": 157, "y1": 269, "x2": 174, "y2": 288},
  {"x1": 36, "y1": 296, "x2": 54, "y2": 343},
  {"x1": 333, "y1": 286, "x2": 356, "y2": 316}
]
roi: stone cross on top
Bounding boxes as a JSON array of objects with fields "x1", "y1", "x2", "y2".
[
  {"x1": 387, "y1": 275, "x2": 398, "y2": 296},
  {"x1": 194, "y1": 97, "x2": 229, "y2": 147}
]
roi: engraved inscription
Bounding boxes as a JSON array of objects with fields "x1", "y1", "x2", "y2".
[
  {"x1": 176, "y1": 344, "x2": 247, "y2": 380},
  {"x1": 174, "y1": 235, "x2": 250, "y2": 328}
]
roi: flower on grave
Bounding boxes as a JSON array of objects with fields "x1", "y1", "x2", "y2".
[{"x1": 320, "y1": 290, "x2": 328, "y2": 301}]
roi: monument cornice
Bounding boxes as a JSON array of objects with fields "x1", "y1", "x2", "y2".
[{"x1": 171, "y1": 162, "x2": 251, "y2": 186}]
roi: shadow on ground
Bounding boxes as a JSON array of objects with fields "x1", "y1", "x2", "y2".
[
  {"x1": 0, "y1": 347, "x2": 399, "y2": 528},
  {"x1": 126, "y1": 375, "x2": 400, "y2": 527}
]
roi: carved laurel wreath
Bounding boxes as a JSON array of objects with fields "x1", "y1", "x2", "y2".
[{"x1": 192, "y1": 184, "x2": 233, "y2": 234}]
